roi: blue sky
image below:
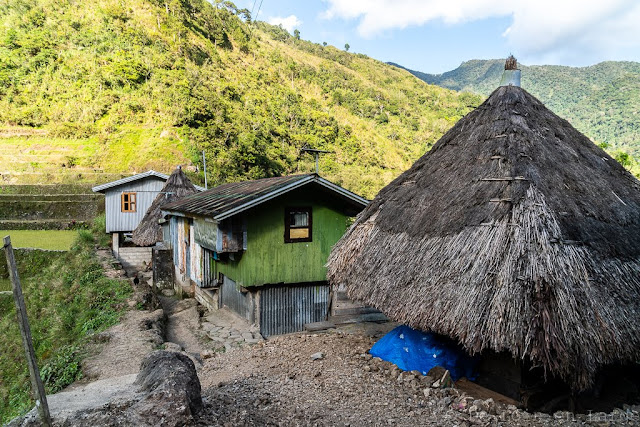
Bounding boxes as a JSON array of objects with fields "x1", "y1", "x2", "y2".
[{"x1": 234, "y1": 0, "x2": 640, "y2": 74}]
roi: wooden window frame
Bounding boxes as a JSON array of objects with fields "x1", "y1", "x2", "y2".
[
  {"x1": 121, "y1": 192, "x2": 137, "y2": 213},
  {"x1": 284, "y1": 206, "x2": 312, "y2": 243}
]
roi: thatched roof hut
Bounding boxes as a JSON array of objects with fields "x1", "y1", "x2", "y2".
[
  {"x1": 132, "y1": 167, "x2": 199, "y2": 246},
  {"x1": 327, "y1": 70, "x2": 640, "y2": 391}
]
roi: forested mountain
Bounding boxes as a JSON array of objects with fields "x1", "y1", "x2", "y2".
[
  {"x1": 0, "y1": 0, "x2": 481, "y2": 198},
  {"x1": 390, "y1": 60, "x2": 640, "y2": 167}
]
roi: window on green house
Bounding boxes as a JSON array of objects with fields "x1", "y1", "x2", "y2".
[{"x1": 285, "y1": 207, "x2": 312, "y2": 243}]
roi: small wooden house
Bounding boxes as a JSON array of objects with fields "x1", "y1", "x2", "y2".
[
  {"x1": 92, "y1": 170, "x2": 171, "y2": 254},
  {"x1": 92, "y1": 170, "x2": 203, "y2": 268},
  {"x1": 161, "y1": 173, "x2": 368, "y2": 337}
]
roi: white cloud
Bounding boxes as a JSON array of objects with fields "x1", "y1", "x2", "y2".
[
  {"x1": 322, "y1": 0, "x2": 640, "y2": 64},
  {"x1": 268, "y1": 15, "x2": 302, "y2": 34}
]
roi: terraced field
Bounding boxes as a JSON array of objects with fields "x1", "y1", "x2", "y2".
[
  {"x1": 0, "y1": 127, "x2": 190, "y2": 185},
  {"x1": 0, "y1": 183, "x2": 104, "y2": 230}
]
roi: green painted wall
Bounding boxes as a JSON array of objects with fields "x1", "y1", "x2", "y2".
[{"x1": 216, "y1": 188, "x2": 351, "y2": 287}]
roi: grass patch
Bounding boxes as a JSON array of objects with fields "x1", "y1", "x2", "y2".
[
  {"x1": 0, "y1": 230, "x2": 78, "y2": 251},
  {"x1": 0, "y1": 218, "x2": 132, "y2": 423},
  {"x1": 0, "y1": 278, "x2": 10, "y2": 292}
]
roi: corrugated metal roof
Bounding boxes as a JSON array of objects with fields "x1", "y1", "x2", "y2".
[
  {"x1": 92, "y1": 170, "x2": 169, "y2": 193},
  {"x1": 162, "y1": 173, "x2": 368, "y2": 220},
  {"x1": 92, "y1": 170, "x2": 205, "y2": 193}
]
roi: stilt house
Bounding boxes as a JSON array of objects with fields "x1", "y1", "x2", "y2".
[{"x1": 92, "y1": 169, "x2": 203, "y2": 268}]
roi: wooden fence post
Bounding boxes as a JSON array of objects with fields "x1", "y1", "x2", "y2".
[{"x1": 3, "y1": 236, "x2": 52, "y2": 426}]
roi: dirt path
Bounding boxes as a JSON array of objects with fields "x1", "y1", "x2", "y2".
[
  {"x1": 80, "y1": 308, "x2": 164, "y2": 381},
  {"x1": 78, "y1": 252, "x2": 164, "y2": 383},
  {"x1": 159, "y1": 295, "x2": 206, "y2": 360},
  {"x1": 80, "y1": 250, "x2": 210, "y2": 382}
]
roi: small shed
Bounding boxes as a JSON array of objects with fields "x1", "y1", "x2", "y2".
[
  {"x1": 92, "y1": 170, "x2": 170, "y2": 253},
  {"x1": 162, "y1": 173, "x2": 369, "y2": 336}
]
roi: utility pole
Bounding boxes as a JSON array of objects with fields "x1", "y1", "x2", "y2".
[
  {"x1": 301, "y1": 148, "x2": 332, "y2": 174},
  {"x1": 202, "y1": 150, "x2": 208, "y2": 190},
  {"x1": 3, "y1": 236, "x2": 52, "y2": 427}
]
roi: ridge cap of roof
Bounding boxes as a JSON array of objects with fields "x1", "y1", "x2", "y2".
[
  {"x1": 92, "y1": 170, "x2": 170, "y2": 193},
  {"x1": 162, "y1": 173, "x2": 367, "y2": 220}
]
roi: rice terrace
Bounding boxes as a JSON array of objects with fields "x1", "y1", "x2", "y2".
[{"x1": 1, "y1": 0, "x2": 640, "y2": 425}]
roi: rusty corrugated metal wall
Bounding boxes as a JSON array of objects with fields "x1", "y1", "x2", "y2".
[{"x1": 259, "y1": 284, "x2": 329, "y2": 337}]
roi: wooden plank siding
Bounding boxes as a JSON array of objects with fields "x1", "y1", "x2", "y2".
[{"x1": 215, "y1": 189, "x2": 351, "y2": 287}]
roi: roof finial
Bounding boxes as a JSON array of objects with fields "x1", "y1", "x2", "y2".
[{"x1": 499, "y1": 55, "x2": 521, "y2": 87}]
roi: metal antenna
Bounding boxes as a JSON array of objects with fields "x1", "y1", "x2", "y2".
[{"x1": 301, "y1": 148, "x2": 332, "y2": 174}]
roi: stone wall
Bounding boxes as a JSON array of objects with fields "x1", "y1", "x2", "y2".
[
  {"x1": 0, "y1": 184, "x2": 104, "y2": 230},
  {"x1": 118, "y1": 247, "x2": 152, "y2": 270},
  {"x1": 152, "y1": 246, "x2": 173, "y2": 290}
]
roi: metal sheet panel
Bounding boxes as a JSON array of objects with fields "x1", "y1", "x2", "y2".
[
  {"x1": 194, "y1": 218, "x2": 218, "y2": 251},
  {"x1": 259, "y1": 284, "x2": 329, "y2": 337},
  {"x1": 171, "y1": 216, "x2": 178, "y2": 266},
  {"x1": 185, "y1": 220, "x2": 191, "y2": 278},
  {"x1": 220, "y1": 276, "x2": 253, "y2": 322},
  {"x1": 201, "y1": 249, "x2": 216, "y2": 288},
  {"x1": 104, "y1": 177, "x2": 165, "y2": 233},
  {"x1": 190, "y1": 235, "x2": 202, "y2": 286}
]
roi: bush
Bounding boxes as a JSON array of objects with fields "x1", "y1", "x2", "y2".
[
  {"x1": 40, "y1": 345, "x2": 82, "y2": 393},
  {"x1": 90, "y1": 214, "x2": 110, "y2": 248}
]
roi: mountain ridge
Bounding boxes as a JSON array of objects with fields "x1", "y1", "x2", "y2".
[
  {"x1": 389, "y1": 59, "x2": 640, "y2": 171},
  {"x1": 0, "y1": 0, "x2": 481, "y2": 198}
]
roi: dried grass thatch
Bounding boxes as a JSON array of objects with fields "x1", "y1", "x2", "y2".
[
  {"x1": 505, "y1": 55, "x2": 518, "y2": 70},
  {"x1": 327, "y1": 85, "x2": 640, "y2": 391},
  {"x1": 132, "y1": 167, "x2": 198, "y2": 246}
]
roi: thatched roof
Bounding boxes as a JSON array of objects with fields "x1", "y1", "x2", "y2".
[
  {"x1": 327, "y1": 85, "x2": 640, "y2": 391},
  {"x1": 132, "y1": 167, "x2": 199, "y2": 246},
  {"x1": 505, "y1": 55, "x2": 517, "y2": 70}
]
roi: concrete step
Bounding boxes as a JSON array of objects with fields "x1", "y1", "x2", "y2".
[
  {"x1": 332, "y1": 306, "x2": 380, "y2": 316},
  {"x1": 304, "y1": 321, "x2": 336, "y2": 332}
]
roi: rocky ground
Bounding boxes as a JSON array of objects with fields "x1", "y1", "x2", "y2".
[
  {"x1": 196, "y1": 331, "x2": 640, "y2": 426},
  {"x1": 12, "y1": 250, "x2": 640, "y2": 426}
]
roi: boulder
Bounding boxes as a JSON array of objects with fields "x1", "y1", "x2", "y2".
[{"x1": 130, "y1": 350, "x2": 203, "y2": 426}]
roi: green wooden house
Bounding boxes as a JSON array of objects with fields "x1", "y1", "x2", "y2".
[{"x1": 162, "y1": 173, "x2": 368, "y2": 336}]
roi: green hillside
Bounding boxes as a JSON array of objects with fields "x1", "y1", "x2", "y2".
[
  {"x1": 0, "y1": 0, "x2": 481, "y2": 199},
  {"x1": 391, "y1": 60, "x2": 640, "y2": 171}
]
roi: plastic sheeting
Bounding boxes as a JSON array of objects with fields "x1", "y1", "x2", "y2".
[{"x1": 370, "y1": 325, "x2": 478, "y2": 380}]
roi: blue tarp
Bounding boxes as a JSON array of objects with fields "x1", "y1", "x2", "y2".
[{"x1": 369, "y1": 325, "x2": 478, "y2": 380}]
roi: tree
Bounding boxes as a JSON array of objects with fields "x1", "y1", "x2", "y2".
[
  {"x1": 344, "y1": 43, "x2": 350, "y2": 52},
  {"x1": 293, "y1": 29, "x2": 300, "y2": 40},
  {"x1": 238, "y1": 8, "x2": 251, "y2": 23},
  {"x1": 322, "y1": 41, "x2": 327, "y2": 47}
]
